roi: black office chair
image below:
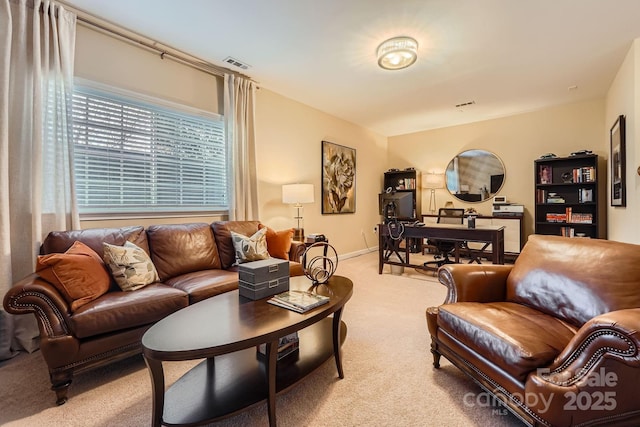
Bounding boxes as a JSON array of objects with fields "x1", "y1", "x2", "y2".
[{"x1": 424, "y1": 208, "x2": 465, "y2": 270}]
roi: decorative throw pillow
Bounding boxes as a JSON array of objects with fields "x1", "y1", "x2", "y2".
[
  {"x1": 260, "y1": 225, "x2": 294, "y2": 260},
  {"x1": 231, "y1": 227, "x2": 269, "y2": 264},
  {"x1": 36, "y1": 240, "x2": 111, "y2": 312},
  {"x1": 103, "y1": 241, "x2": 159, "y2": 291}
]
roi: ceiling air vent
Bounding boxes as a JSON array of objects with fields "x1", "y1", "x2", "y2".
[
  {"x1": 223, "y1": 56, "x2": 251, "y2": 70},
  {"x1": 455, "y1": 100, "x2": 476, "y2": 108}
]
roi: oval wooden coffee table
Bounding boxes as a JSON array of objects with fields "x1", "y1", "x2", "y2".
[{"x1": 142, "y1": 275, "x2": 353, "y2": 427}]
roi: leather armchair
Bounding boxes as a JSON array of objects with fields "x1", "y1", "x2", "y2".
[{"x1": 427, "y1": 235, "x2": 640, "y2": 427}]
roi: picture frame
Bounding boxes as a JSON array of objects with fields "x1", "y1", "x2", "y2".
[
  {"x1": 538, "y1": 165, "x2": 553, "y2": 184},
  {"x1": 610, "y1": 115, "x2": 626, "y2": 207},
  {"x1": 321, "y1": 140, "x2": 356, "y2": 214}
]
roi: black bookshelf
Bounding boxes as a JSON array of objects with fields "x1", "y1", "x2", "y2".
[{"x1": 534, "y1": 154, "x2": 606, "y2": 239}]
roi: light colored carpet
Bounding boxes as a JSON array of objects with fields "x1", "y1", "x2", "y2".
[{"x1": 0, "y1": 251, "x2": 522, "y2": 427}]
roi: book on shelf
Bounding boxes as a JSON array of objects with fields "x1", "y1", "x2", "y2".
[
  {"x1": 268, "y1": 290, "x2": 330, "y2": 313},
  {"x1": 561, "y1": 227, "x2": 575, "y2": 237},
  {"x1": 546, "y1": 197, "x2": 565, "y2": 204},
  {"x1": 570, "y1": 213, "x2": 593, "y2": 224},
  {"x1": 546, "y1": 212, "x2": 567, "y2": 223},
  {"x1": 572, "y1": 167, "x2": 595, "y2": 183}
]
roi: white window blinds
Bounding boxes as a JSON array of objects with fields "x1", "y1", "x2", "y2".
[{"x1": 72, "y1": 85, "x2": 227, "y2": 215}]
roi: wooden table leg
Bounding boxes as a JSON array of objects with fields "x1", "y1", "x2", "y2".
[
  {"x1": 143, "y1": 356, "x2": 165, "y2": 427},
  {"x1": 266, "y1": 340, "x2": 278, "y2": 427},
  {"x1": 333, "y1": 308, "x2": 345, "y2": 379}
]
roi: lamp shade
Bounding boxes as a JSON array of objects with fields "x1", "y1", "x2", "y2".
[
  {"x1": 282, "y1": 184, "x2": 314, "y2": 204},
  {"x1": 422, "y1": 172, "x2": 445, "y2": 190}
]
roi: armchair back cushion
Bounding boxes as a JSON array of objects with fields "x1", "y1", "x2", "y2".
[
  {"x1": 146, "y1": 223, "x2": 221, "y2": 281},
  {"x1": 211, "y1": 221, "x2": 261, "y2": 269},
  {"x1": 506, "y1": 234, "x2": 640, "y2": 327}
]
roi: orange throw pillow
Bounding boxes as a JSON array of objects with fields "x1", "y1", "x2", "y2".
[
  {"x1": 36, "y1": 241, "x2": 111, "y2": 312},
  {"x1": 260, "y1": 226, "x2": 294, "y2": 260}
]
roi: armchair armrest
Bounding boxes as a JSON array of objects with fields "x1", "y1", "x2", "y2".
[
  {"x1": 525, "y1": 308, "x2": 640, "y2": 426},
  {"x1": 437, "y1": 263, "x2": 513, "y2": 304},
  {"x1": 3, "y1": 274, "x2": 72, "y2": 338},
  {"x1": 535, "y1": 308, "x2": 640, "y2": 385}
]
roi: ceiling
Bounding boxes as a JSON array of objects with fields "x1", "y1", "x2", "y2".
[{"x1": 62, "y1": 0, "x2": 640, "y2": 137}]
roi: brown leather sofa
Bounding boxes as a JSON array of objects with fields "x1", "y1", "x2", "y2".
[
  {"x1": 427, "y1": 234, "x2": 640, "y2": 427},
  {"x1": 3, "y1": 220, "x2": 305, "y2": 405}
]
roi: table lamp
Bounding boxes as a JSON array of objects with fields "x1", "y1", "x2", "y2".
[
  {"x1": 423, "y1": 172, "x2": 445, "y2": 214},
  {"x1": 282, "y1": 183, "x2": 314, "y2": 241}
]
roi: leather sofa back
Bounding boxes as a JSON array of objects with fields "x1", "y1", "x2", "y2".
[
  {"x1": 506, "y1": 234, "x2": 640, "y2": 327},
  {"x1": 146, "y1": 223, "x2": 221, "y2": 281},
  {"x1": 41, "y1": 226, "x2": 149, "y2": 258},
  {"x1": 211, "y1": 220, "x2": 261, "y2": 269}
]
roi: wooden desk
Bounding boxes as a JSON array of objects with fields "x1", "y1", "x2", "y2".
[{"x1": 378, "y1": 222, "x2": 505, "y2": 274}]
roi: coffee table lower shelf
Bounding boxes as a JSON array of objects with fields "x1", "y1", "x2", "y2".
[{"x1": 160, "y1": 317, "x2": 347, "y2": 426}]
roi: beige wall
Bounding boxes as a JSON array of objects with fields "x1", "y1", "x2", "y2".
[
  {"x1": 605, "y1": 39, "x2": 639, "y2": 243},
  {"x1": 388, "y1": 99, "x2": 606, "y2": 239},
  {"x1": 74, "y1": 25, "x2": 222, "y2": 114},
  {"x1": 74, "y1": 25, "x2": 388, "y2": 256},
  {"x1": 255, "y1": 89, "x2": 387, "y2": 256}
]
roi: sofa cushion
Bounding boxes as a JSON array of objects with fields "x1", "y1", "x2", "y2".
[
  {"x1": 103, "y1": 241, "x2": 160, "y2": 291},
  {"x1": 147, "y1": 223, "x2": 221, "y2": 281},
  {"x1": 438, "y1": 301, "x2": 577, "y2": 381},
  {"x1": 69, "y1": 283, "x2": 189, "y2": 338},
  {"x1": 36, "y1": 241, "x2": 112, "y2": 312},
  {"x1": 506, "y1": 234, "x2": 640, "y2": 327},
  {"x1": 41, "y1": 226, "x2": 149, "y2": 259},
  {"x1": 211, "y1": 221, "x2": 261, "y2": 269},
  {"x1": 231, "y1": 228, "x2": 269, "y2": 264},
  {"x1": 259, "y1": 225, "x2": 294, "y2": 260},
  {"x1": 165, "y1": 269, "x2": 240, "y2": 304}
]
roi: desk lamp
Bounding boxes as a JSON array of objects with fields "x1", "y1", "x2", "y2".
[
  {"x1": 282, "y1": 184, "x2": 314, "y2": 241},
  {"x1": 423, "y1": 172, "x2": 445, "y2": 214}
]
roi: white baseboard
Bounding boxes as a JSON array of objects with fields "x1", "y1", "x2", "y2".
[{"x1": 339, "y1": 246, "x2": 378, "y2": 260}]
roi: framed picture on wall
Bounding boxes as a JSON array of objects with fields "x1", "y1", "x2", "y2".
[
  {"x1": 321, "y1": 140, "x2": 356, "y2": 214},
  {"x1": 610, "y1": 114, "x2": 626, "y2": 207}
]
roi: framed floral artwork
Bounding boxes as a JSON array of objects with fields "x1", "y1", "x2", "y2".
[{"x1": 321, "y1": 141, "x2": 356, "y2": 214}]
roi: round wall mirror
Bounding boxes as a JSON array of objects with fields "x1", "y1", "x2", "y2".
[{"x1": 445, "y1": 149, "x2": 505, "y2": 203}]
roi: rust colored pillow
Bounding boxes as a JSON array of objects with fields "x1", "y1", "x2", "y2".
[
  {"x1": 36, "y1": 240, "x2": 111, "y2": 312},
  {"x1": 260, "y1": 226, "x2": 294, "y2": 260}
]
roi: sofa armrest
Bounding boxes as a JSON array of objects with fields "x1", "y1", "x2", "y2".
[
  {"x1": 3, "y1": 274, "x2": 72, "y2": 338},
  {"x1": 437, "y1": 263, "x2": 513, "y2": 304}
]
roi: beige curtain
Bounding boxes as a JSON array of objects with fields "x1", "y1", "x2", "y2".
[
  {"x1": 224, "y1": 74, "x2": 259, "y2": 221},
  {"x1": 0, "y1": 0, "x2": 79, "y2": 360}
]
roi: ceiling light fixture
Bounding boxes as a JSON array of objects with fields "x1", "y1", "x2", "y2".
[{"x1": 377, "y1": 36, "x2": 418, "y2": 70}]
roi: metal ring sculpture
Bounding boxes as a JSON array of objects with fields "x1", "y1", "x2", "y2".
[{"x1": 301, "y1": 242, "x2": 338, "y2": 285}]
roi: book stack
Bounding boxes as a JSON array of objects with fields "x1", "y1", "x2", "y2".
[
  {"x1": 572, "y1": 167, "x2": 595, "y2": 183},
  {"x1": 546, "y1": 193, "x2": 565, "y2": 204},
  {"x1": 561, "y1": 227, "x2": 575, "y2": 237},
  {"x1": 268, "y1": 290, "x2": 330, "y2": 313},
  {"x1": 546, "y1": 213, "x2": 567, "y2": 223},
  {"x1": 571, "y1": 213, "x2": 593, "y2": 224}
]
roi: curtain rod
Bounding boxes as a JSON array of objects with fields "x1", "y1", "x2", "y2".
[{"x1": 58, "y1": 1, "x2": 252, "y2": 81}]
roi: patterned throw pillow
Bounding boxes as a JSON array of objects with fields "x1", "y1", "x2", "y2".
[
  {"x1": 103, "y1": 241, "x2": 159, "y2": 291},
  {"x1": 231, "y1": 227, "x2": 270, "y2": 264}
]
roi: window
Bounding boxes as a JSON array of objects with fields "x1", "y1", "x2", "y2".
[{"x1": 72, "y1": 83, "x2": 226, "y2": 215}]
